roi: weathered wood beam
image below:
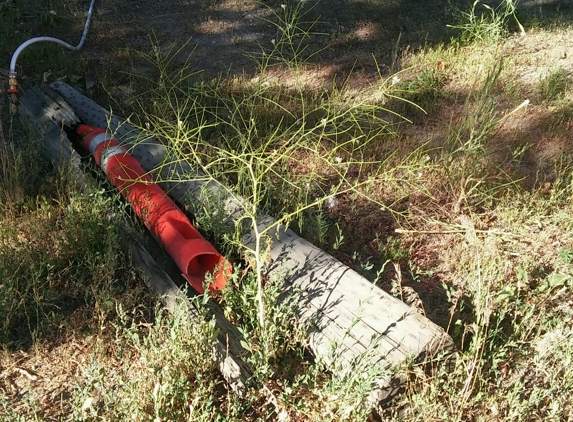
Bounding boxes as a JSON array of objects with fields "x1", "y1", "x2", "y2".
[
  {"x1": 18, "y1": 85, "x2": 252, "y2": 394},
  {"x1": 48, "y1": 81, "x2": 456, "y2": 405}
]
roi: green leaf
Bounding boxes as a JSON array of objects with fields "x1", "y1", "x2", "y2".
[
  {"x1": 240, "y1": 340, "x2": 252, "y2": 352},
  {"x1": 496, "y1": 285, "x2": 517, "y2": 302},
  {"x1": 547, "y1": 273, "x2": 571, "y2": 288},
  {"x1": 537, "y1": 272, "x2": 572, "y2": 293},
  {"x1": 558, "y1": 247, "x2": 573, "y2": 265}
]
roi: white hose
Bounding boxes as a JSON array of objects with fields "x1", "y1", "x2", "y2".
[{"x1": 9, "y1": 0, "x2": 96, "y2": 78}]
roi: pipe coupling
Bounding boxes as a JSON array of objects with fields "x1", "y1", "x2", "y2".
[{"x1": 7, "y1": 75, "x2": 18, "y2": 94}]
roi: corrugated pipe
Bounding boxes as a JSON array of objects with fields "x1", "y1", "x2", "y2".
[
  {"x1": 8, "y1": 0, "x2": 96, "y2": 93},
  {"x1": 77, "y1": 124, "x2": 231, "y2": 294}
]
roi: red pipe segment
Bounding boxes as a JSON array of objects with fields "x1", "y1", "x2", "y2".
[{"x1": 76, "y1": 124, "x2": 230, "y2": 294}]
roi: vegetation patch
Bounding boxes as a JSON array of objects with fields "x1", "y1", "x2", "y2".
[{"x1": 2, "y1": 0, "x2": 573, "y2": 420}]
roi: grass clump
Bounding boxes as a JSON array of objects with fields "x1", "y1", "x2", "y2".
[
  {"x1": 387, "y1": 173, "x2": 573, "y2": 420},
  {"x1": 0, "y1": 134, "x2": 134, "y2": 348},
  {"x1": 538, "y1": 67, "x2": 572, "y2": 102},
  {"x1": 72, "y1": 300, "x2": 223, "y2": 421},
  {"x1": 391, "y1": 67, "x2": 447, "y2": 117},
  {"x1": 449, "y1": 0, "x2": 525, "y2": 45}
]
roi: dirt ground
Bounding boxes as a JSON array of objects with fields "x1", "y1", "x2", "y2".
[
  {"x1": 4, "y1": 0, "x2": 472, "y2": 94},
  {"x1": 54, "y1": 0, "x2": 573, "y2": 91},
  {"x1": 82, "y1": 0, "x2": 459, "y2": 87},
  {"x1": 3, "y1": 0, "x2": 573, "y2": 103}
]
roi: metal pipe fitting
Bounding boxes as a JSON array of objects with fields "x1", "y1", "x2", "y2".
[{"x1": 7, "y1": 74, "x2": 18, "y2": 93}]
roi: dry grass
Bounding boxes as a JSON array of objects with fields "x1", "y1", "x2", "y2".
[{"x1": 2, "y1": 1, "x2": 573, "y2": 421}]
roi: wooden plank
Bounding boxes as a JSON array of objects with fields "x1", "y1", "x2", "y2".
[
  {"x1": 49, "y1": 81, "x2": 456, "y2": 405},
  {"x1": 17, "y1": 85, "x2": 252, "y2": 394},
  {"x1": 18, "y1": 85, "x2": 83, "y2": 180}
]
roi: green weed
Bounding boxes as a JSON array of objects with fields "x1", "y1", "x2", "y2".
[
  {"x1": 538, "y1": 67, "x2": 572, "y2": 102},
  {"x1": 72, "y1": 299, "x2": 221, "y2": 421},
  {"x1": 397, "y1": 68, "x2": 447, "y2": 114},
  {"x1": 249, "y1": 1, "x2": 325, "y2": 72},
  {"x1": 222, "y1": 269, "x2": 308, "y2": 381},
  {"x1": 449, "y1": 0, "x2": 525, "y2": 45},
  {"x1": 440, "y1": 58, "x2": 529, "y2": 211},
  {"x1": 133, "y1": 32, "x2": 429, "y2": 355}
]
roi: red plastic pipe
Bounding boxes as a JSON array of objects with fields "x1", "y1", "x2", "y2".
[{"x1": 77, "y1": 124, "x2": 230, "y2": 293}]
